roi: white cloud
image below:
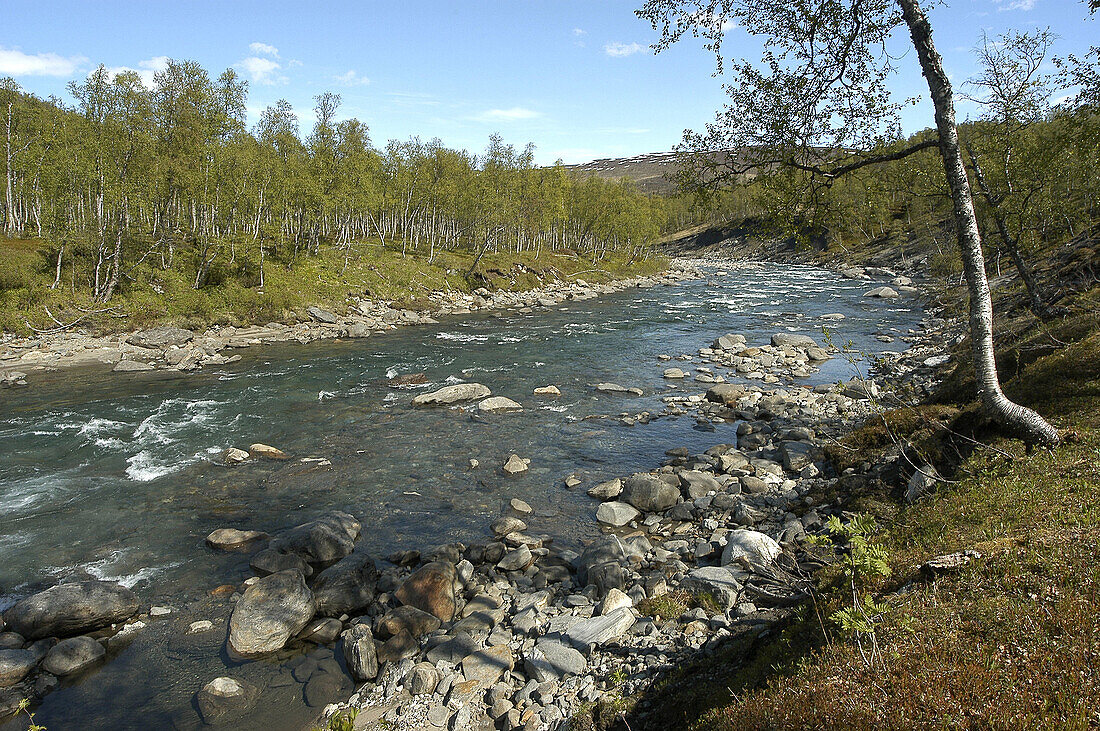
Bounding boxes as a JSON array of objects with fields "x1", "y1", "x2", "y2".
[
  {"x1": 238, "y1": 56, "x2": 285, "y2": 85},
  {"x1": 0, "y1": 46, "x2": 86, "y2": 77},
  {"x1": 475, "y1": 107, "x2": 541, "y2": 122},
  {"x1": 573, "y1": 28, "x2": 587, "y2": 47},
  {"x1": 995, "y1": 0, "x2": 1036, "y2": 9},
  {"x1": 334, "y1": 69, "x2": 370, "y2": 86},
  {"x1": 249, "y1": 42, "x2": 279, "y2": 57},
  {"x1": 103, "y1": 55, "x2": 170, "y2": 88},
  {"x1": 604, "y1": 42, "x2": 645, "y2": 58}
]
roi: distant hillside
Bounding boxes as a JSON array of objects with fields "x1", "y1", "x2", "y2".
[{"x1": 565, "y1": 151, "x2": 681, "y2": 194}]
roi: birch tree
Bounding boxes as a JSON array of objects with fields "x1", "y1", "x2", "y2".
[{"x1": 638, "y1": 0, "x2": 1061, "y2": 445}]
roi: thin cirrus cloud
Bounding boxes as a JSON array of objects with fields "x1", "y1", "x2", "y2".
[
  {"x1": 334, "y1": 69, "x2": 370, "y2": 86},
  {"x1": 994, "y1": 0, "x2": 1036, "y2": 10},
  {"x1": 475, "y1": 107, "x2": 542, "y2": 122},
  {"x1": 0, "y1": 46, "x2": 86, "y2": 77},
  {"x1": 603, "y1": 42, "x2": 645, "y2": 57}
]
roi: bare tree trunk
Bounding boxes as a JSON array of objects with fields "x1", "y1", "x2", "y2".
[
  {"x1": 964, "y1": 143, "x2": 1049, "y2": 319},
  {"x1": 897, "y1": 0, "x2": 1059, "y2": 446}
]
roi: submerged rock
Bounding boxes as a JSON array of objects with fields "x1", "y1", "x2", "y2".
[
  {"x1": 477, "y1": 396, "x2": 523, "y2": 413},
  {"x1": 206, "y1": 528, "x2": 268, "y2": 550},
  {"x1": 3, "y1": 581, "x2": 139, "y2": 640},
  {"x1": 248, "y1": 443, "x2": 290, "y2": 460},
  {"x1": 196, "y1": 677, "x2": 260, "y2": 725}
]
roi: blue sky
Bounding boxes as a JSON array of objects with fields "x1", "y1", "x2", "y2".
[{"x1": 1, "y1": 0, "x2": 1095, "y2": 165}]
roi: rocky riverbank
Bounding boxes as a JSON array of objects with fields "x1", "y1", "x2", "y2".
[
  {"x1": 0, "y1": 262, "x2": 702, "y2": 389},
  {"x1": 0, "y1": 260, "x2": 948, "y2": 730}
]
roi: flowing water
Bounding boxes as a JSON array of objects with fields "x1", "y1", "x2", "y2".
[{"x1": 0, "y1": 263, "x2": 923, "y2": 730}]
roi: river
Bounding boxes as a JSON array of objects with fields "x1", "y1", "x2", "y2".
[{"x1": 0, "y1": 262, "x2": 923, "y2": 729}]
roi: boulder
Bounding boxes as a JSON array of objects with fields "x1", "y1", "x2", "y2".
[
  {"x1": 497, "y1": 545, "x2": 534, "y2": 572},
  {"x1": 404, "y1": 662, "x2": 441, "y2": 695},
  {"x1": 306, "y1": 306, "x2": 338, "y2": 324},
  {"x1": 595, "y1": 501, "x2": 640, "y2": 528},
  {"x1": 0, "y1": 649, "x2": 37, "y2": 687},
  {"x1": 533, "y1": 385, "x2": 561, "y2": 396},
  {"x1": 682, "y1": 567, "x2": 742, "y2": 609},
  {"x1": 621, "y1": 473, "x2": 679, "y2": 512},
  {"x1": 842, "y1": 378, "x2": 879, "y2": 400},
  {"x1": 128, "y1": 326, "x2": 195, "y2": 349},
  {"x1": 779, "y1": 442, "x2": 815, "y2": 472},
  {"x1": 524, "y1": 640, "x2": 587, "y2": 682},
  {"x1": 460, "y1": 645, "x2": 514, "y2": 686},
  {"x1": 477, "y1": 397, "x2": 523, "y2": 413},
  {"x1": 311, "y1": 551, "x2": 378, "y2": 617},
  {"x1": 394, "y1": 561, "x2": 457, "y2": 621},
  {"x1": 593, "y1": 382, "x2": 643, "y2": 396},
  {"x1": 377, "y1": 605, "x2": 441, "y2": 639},
  {"x1": 678, "y1": 470, "x2": 722, "y2": 498},
  {"x1": 704, "y1": 384, "x2": 748, "y2": 406},
  {"x1": 342, "y1": 624, "x2": 378, "y2": 681},
  {"x1": 864, "y1": 286, "x2": 899, "y2": 298},
  {"x1": 771, "y1": 333, "x2": 818, "y2": 348},
  {"x1": 196, "y1": 677, "x2": 260, "y2": 725},
  {"x1": 587, "y1": 478, "x2": 623, "y2": 500},
  {"x1": 502, "y1": 454, "x2": 529, "y2": 474},
  {"x1": 596, "y1": 588, "x2": 633, "y2": 615},
  {"x1": 223, "y1": 447, "x2": 250, "y2": 465},
  {"x1": 297, "y1": 617, "x2": 343, "y2": 645},
  {"x1": 227, "y1": 570, "x2": 315, "y2": 656},
  {"x1": 250, "y1": 548, "x2": 312, "y2": 577},
  {"x1": 3, "y1": 581, "x2": 139, "y2": 640},
  {"x1": 712, "y1": 334, "x2": 747, "y2": 351},
  {"x1": 721, "y1": 530, "x2": 782, "y2": 567},
  {"x1": 574, "y1": 535, "x2": 639, "y2": 585},
  {"x1": 412, "y1": 383, "x2": 491, "y2": 405},
  {"x1": 662, "y1": 368, "x2": 688, "y2": 379},
  {"x1": 563, "y1": 607, "x2": 636, "y2": 654},
  {"x1": 248, "y1": 443, "x2": 289, "y2": 460},
  {"x1": 491, "y1": 516, "x2": 527, "y2": 537},
  {"x1": 41, "y1": 636, "x2": 105, "y2": 676},
  {"x1": 268, "y1": 512, "x2": 360, "y2": 565},
  {"x1": 376, "y1": 628, "x2": 419, "y2": 664},
  {"x1": 206, "y1": 528, "x2": 268, "y2": 550}
]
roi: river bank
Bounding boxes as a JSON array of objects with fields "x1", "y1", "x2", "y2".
[{"x1": 0, "y1": 260, "x2": 697, "y2": 390}]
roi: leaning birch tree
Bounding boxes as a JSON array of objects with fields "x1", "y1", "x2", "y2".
[{"x1": 638, "y1": 0, "x2": 1061, "y2": 445}]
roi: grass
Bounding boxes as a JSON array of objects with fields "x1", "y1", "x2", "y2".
[
  {"x1": 585, "y1": 291, "x2": 1100, "y2": 730},
  {"x1": 637, "y1": 589, "x2": 723, "y2": 620},
  {"x1": 0, "y1": 236, "x2": 667, "y2": 337}
]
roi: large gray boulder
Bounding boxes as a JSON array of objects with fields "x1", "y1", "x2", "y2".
[
  {"x1": 128, "y1": 326, "x2": 194, "y2": 349},
  {"x1": 574, "y1": 535, "x2": 642, "y2": 585},
  {"x1": 268, "y1": 512, "x2": 360, "y2": 565},
  {"x1": 595, "y1": 501, "x2": 640, "y2": 527},
  {"x1": 771, "y1": 333, "x2": 818, "y2": 348},
  {"x1": 704, "y1": 384, "x2": 748, "y2": 406},
  {"x1": 377, "y1": 606, "x2": 441, "y2": 639},
  {"x1": 620, "y1": 473, "x2": 679, "y2": 513},
  {"x1": 228, "y1": 570, "x2": 315, "y2": 656},
  {"x1": 412, "y1": 383, "x2": 491, "y2": 405},
  {"x1": 3, "y1": 581, "x2": 139, "y2": 640},
  {"x1": 311, "y1": 551, "x2": 378, "y2": 617},
  {"x1": 563, "y1": 607, "x2": 636, "y2": 654},
  {"x1": 525, "y1": 640, "x2": 587, "y2": 682},
  {"x1": 678, "y1": 470, "x2": 722, "y2": 498},
  {"x1": 0, "y1": 649, "x2": 37, "y2": 687},
  {"x1": 681, "y1": 567, "x2": 742, "y2": 609},
  {"x1": 41, "y1": 636, "x2": 105, "y2": 676}
]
